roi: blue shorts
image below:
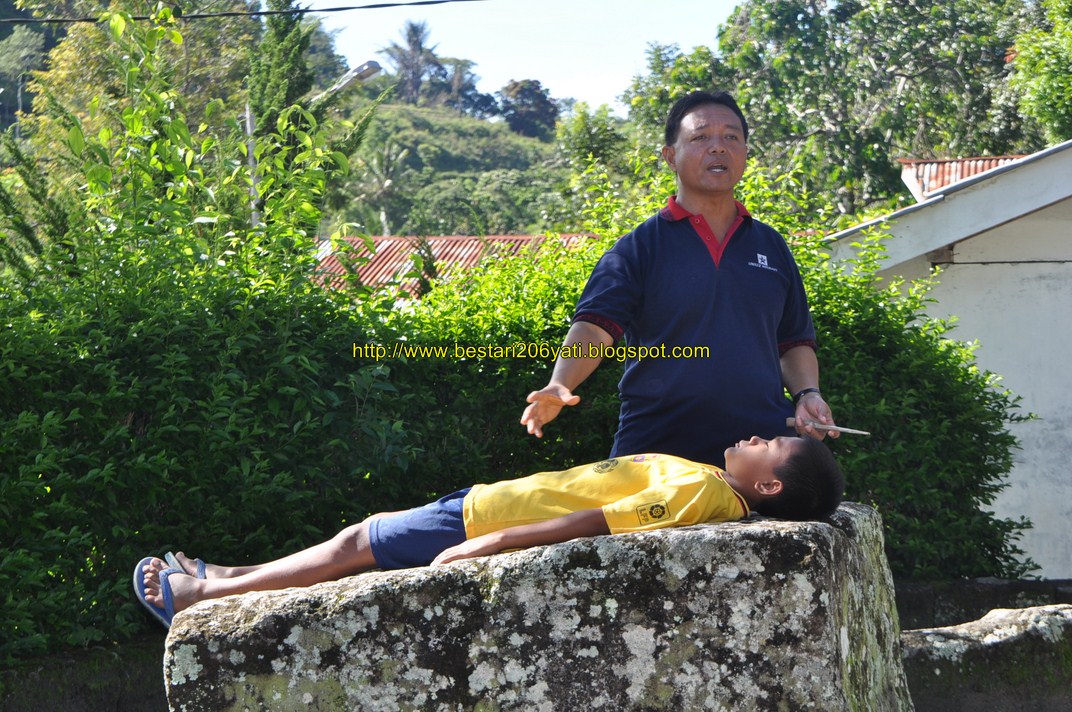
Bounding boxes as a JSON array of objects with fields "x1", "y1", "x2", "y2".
[{"x1": 368, "y1": 488, "x2": 470, "y2": 569}]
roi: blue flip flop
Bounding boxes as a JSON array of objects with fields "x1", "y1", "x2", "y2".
[
  {"x1": 132, "y1": 556, "x2": 180, "y2": 629},
  {"x1": 165, "y1": 551, "x2": 207, "y2": 579}
]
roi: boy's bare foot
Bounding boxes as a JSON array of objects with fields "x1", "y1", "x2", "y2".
[
  {"x1": 168, "y1": 551, "x2": 230, "y2": 579},
  {"x1": 142, "y1": 557, "x2": 202, "y2": 614}
]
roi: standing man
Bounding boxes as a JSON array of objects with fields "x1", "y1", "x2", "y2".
[{"x1": 521, "y1": 91, "x2": 837, "y2": 467}]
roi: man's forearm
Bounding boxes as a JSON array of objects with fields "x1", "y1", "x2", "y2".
[
  {"x1": 780, "y1": 344, "x2": 820, "y2": 395},
  {"x1": 548, "y1": 321, "x2": 614, "y2": 390}
]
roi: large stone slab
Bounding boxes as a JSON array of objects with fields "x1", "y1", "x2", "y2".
[
  {"x1": 902, "y1": 604, "x2": 1072, "y2": 712},
  {"x1": 164, "y1": 503, "x2": 912, "y2": 711}
]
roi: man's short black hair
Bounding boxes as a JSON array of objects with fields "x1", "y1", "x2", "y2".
[
  {"x1": 664, "y1": 90, "x2": 749, "y2": 146},
  {"x1": 754, "y1": 437, "x2": 844, "y2": 521}
]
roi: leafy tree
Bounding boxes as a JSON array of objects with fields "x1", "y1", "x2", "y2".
[
  {"x1": 1, "y1": 5, "x2": 402, "y2": 664},
  {"x1": 624, "y1": 0, "x2": 1048, "y2": 214},
  {"x1": 247, "y1": 0, "x2": 314, "y2": 135},
  {"x1": 380, "y1": 20, "x2": 443, "y2": 106},
  {"x1": 556, "y1": 102, "x2": 630, "y2": 174},
  {"x1": 548, "y1": 103, "x2": 635, "y2": 234},
  {"x1": 1011, "y1": 0, "x2": 1072, "y2": 142},
  {"x1": 719, "y1": 0, "x2": 904, "y2": 213},
  {"x1": 21, "y1": 0, "x2": 260, "y2": 163},
  {"x1": 0, "y1": 23, "x2": 47, "y2": 133},
  {"x1": 498, "y1": 78, "x2": 558, "y2": 141},
  {"x1": 426, "y1": 56, "x2": 499, "y2": 118},
  {"x1": 622, "y1": 43, "x2": 727, "y2": 145},
  {"x1": 843, "y1": 0, "x2": 1044, "y2": 157}
]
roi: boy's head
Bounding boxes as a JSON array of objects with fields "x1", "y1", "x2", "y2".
[{"x1": 722, "y1": 436, "x2": 844, "y2": 521}]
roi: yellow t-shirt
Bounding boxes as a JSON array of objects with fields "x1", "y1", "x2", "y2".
[{"x1": 462, "y1": 454, "x2": 749, "y2": 538}]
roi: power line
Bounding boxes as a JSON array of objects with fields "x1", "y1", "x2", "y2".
[{"x1": 0, "y1": 0, "x2": 486, "y2": 25}]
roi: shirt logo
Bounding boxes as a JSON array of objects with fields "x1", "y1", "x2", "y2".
[
  {"x1": 631, "y1": 454, "x2": 660, "y2": 462},
  {"x1": 636, "y1": 500, "x2": 670, "y2": 525},
  {"x1": 592, "y1": 458, "x2": 619, "y2": 473},
  {"x1": 748, "y1": 253, "x2": 779, "y2": 273}
]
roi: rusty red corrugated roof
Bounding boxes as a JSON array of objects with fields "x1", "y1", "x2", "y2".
[
  {"x1": 898, "y1": 155, "x2": 1026, "y2": 201},
  {"x1": 318, "y1": 234, "x2": 594, "y2": 294}
]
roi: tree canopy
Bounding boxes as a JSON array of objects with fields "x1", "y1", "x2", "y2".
[
  {"x1": 624, "y1": 0, "x2": 1052, "y2": 215},
  {"x1": 1011, "y1": 0, "x2": 1072, "y2": 142}
]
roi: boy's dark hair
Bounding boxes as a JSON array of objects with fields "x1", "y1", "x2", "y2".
[
  {"x1": 664, "y1": 90, "x2": 750, "y2": 146},
  {"x1": 755, "y1": 437, "x2": 844, "y2": 521}
]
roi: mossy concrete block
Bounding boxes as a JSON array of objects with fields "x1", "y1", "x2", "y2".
[
  {"x1": 902, "y1": 604, "x2": 1072, "y2": 712},
  {"x1": 164, "y1": 503, "x2": 912, "y2": 711}
]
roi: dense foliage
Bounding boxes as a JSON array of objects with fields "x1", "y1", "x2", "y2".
[
  {"x1": 322, "y1": 103, "x2": 567, "y2": 236},
  {"x1": 247, "y1": 0, "x2": 313, "y2": 135},
  {"x1": 623, "y1": 0, "x2": 1054, "y2": 215},
  {"x1": 0, "y1": 9, "x2": 413, "y2": 665},
  {"x1": 1010, "y1": 0, "x2": 1072, "y2": 142}
]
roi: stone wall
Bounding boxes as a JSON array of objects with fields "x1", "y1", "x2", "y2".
[
  {"x1": 164, "y1": 503, "x2": 913, "y2": 711},
  {"x1": 895, "y1": 578, "x2": 1072, "y2": 629},
  {"x1": 902, "y1": 604, "x2": 1072, "y2": 712}
]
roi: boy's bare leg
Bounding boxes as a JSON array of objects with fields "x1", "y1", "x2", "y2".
[
  {"x1": 169, "y1": 511, "x2": 406, "y2": 580},
  {"x1": 142, "y1": 520, "x2": 381, "y2": 614}
]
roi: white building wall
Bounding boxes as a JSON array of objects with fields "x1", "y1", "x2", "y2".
[{"x1": 880, "y1": 204, "x2": 1072, "y2": 576}]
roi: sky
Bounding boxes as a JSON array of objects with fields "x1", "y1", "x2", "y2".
[{"x1": 305, "y1": 0, "x2": 740, "y2": 113}]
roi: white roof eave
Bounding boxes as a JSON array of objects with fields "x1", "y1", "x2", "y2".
[{"x1": 826, "y1": 139, "x2": 1072, "y2": 270}]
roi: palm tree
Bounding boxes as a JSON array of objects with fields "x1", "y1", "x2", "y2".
[{"x1": 380, "y1": 20, "x2": 443, "y2": 105}]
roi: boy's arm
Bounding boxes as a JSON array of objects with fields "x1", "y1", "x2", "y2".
[{"x1": 431, "y1": 508, "x2": 611, "y2": 566}]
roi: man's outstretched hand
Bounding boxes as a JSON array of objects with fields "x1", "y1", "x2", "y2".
[{"x1": 521, "y1": 384, "x2": 581, "y2": 438}]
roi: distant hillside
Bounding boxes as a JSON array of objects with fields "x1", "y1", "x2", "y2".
[{"x1": 323, "y1": 103, "x2": 568, "y2": 237}]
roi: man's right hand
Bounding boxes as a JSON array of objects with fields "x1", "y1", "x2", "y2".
[{"x1": 521, "y1": 384, "x2": 581, "y2": 438}]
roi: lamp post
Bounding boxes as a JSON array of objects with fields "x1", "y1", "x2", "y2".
[{"x1": 308, "y1": 60, "x2": 382, "y2": 109}]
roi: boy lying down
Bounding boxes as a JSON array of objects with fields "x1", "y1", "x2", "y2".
[{"x1": 134, "y1": 435, "x2": 843, "y2": 628}]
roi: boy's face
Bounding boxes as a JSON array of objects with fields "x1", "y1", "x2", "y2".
[{"x1": 722, "y1": 436, "x2": 800, "y2": 496}]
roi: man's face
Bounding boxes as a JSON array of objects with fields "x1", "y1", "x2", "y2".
[{"x1": 662, "y1": 103, "x2": 748, "y2": 199}]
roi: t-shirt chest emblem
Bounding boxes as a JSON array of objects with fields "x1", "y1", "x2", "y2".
[{"x1": 748, "y1": 253, "x2": 779, "y2": 273}]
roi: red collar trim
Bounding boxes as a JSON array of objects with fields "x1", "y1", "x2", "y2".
[
  {"x1": 660, "y1": 196, "x2": 750, "y2": 268},
  {"x1": 660, "y1": 195, "x2": 751, "y2": 222}
]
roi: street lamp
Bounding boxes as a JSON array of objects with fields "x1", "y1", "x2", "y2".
[{"x1": 310, "y1": 60, "x2": 383, "y2": 106}]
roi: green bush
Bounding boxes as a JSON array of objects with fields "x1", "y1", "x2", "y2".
[
  {"x1": 0, "y1": 275, "x2": 414, "y2": 662},
  {"x1": 0, "y1": 9, "x2": 413, "y2": 665}
]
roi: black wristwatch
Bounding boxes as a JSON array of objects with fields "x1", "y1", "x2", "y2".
[{"x1": 792, "y1": 387, "x2": 821, "y2": 405}]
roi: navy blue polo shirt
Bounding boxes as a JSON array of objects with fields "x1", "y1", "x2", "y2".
[{"x1": 574, "y1": 196, "x2": 816, "y2": 467}]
